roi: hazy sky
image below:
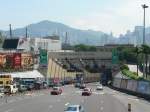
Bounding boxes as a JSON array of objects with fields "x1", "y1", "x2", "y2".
[{"x1": 0, "y1": 0, "x2": 150, "y2": 36}]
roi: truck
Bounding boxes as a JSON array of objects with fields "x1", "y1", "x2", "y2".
[{"x1": 4, "y1": 84, "x2": 18, "y2": 94}]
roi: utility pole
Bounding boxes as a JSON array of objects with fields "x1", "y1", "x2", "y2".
[
  {"x1": 9, "y1": 24, "x2": 12, "y2": 38},
  {"x1": 142, "y1": 4, "x2": 148, "y2": 78}
]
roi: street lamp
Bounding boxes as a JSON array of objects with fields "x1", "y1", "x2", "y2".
[{"x1": 142, "y1": 4, "x2": 148, "y2": 77}]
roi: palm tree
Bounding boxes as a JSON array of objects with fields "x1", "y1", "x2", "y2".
[{"x1": 141, "y1": 45, "x2": 150, "y2": 78}]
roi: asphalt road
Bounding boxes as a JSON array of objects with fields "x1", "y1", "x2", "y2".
[{"x1": 0, "y1": 83, "x2": 150, "y2": 112}]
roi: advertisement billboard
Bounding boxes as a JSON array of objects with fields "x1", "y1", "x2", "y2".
[
  {"x1": 13, "y1": 53, "x2": 21, "y2": 68},
  {"x1": 21, "y1": 53, "x2": 33, "y2": 69},
  {"x1": 0, "y1": 54, "x2": 6, "y2": 68},
  {"x1": 5, "y1": 54, "x2": 13, "y2": 69}
]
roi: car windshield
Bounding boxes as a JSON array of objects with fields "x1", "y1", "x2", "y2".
[
  {"x1": 66, "y1": 107, "x2": 77, "y2": 111},
  {"x1": 53, "y1": 88, "x2": 59, "y2": 90}
]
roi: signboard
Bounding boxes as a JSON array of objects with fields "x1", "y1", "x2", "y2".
[
  {"x1": 40, "y1": 49, "x2": 47, "y2": 67},
  {"x1": 112, "y1": 49, "x2": 119, "y2": 64},
  {"x1": 13, "y1": 53, "x2": 21, "y2": 68},
  {"x1": 21, "y1": 53, "x2": 33, "y2": 69},
  {"x1": 5, "y1": 54, "x2": 13, "y2": 68},
  {"x1": 0, "y1": 54, "x2": 6, "y2": 68}
]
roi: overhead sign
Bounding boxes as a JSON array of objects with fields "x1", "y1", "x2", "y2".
[
  {"x1": 40, "y1": 49, "x2": 48, "y2": 67},
  {"x1": 112, "y1": 49, "x2": 119, "y2": 64}
]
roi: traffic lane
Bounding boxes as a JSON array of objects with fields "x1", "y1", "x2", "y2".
[
  {"x1": 104, "y1": 87, "x2": 150, "y2": 112},
  {"x1": 0, "y1": 86, "x2": 75, "y2": 112},
  {"x1": 0, "y1": 85, "x2": 127, "y2": 112}
]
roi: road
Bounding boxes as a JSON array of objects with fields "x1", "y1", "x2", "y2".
[{"x1": 0, "y1": 83, "x2": 150, "y2": 112}]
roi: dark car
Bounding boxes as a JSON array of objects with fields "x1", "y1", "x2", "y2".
[{"x1": 82, "y1": 88, "x2": 92, "y2": 96}]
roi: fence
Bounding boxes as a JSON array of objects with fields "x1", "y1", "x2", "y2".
[{"x1": 113, "y1": 78, "x2": 150, "y2": 96}]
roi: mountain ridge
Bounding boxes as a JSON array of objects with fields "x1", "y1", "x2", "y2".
[{"x1": 1, "y1": 20, "x2": 113, "y2": 45}]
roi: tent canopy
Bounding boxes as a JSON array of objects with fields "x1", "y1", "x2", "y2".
[{"x1": 0, "y1": 70, "x2": 44, "y2": 79}]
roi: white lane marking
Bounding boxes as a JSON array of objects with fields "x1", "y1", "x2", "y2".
[
  {"x1": 3, "y1": 109, "x2": 14, "y2": 112},
  {"x1": 49, "y1": 105, "x2": 53, "y2": 108},
  {"x1": 100, "y1": 107, "x2": 104, "y2": 111},
  {"x1": 57, "y1": 99, "x2": 61, "y2": 102},
  {"x1": 65, "y1": 102, "x2": 69, "y2": 106},
  {"x1": 127, "y1": 97, "x2": 139, "y2": 101}
]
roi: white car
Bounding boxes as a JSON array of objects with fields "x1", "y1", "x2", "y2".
[
  {"x1": 65, "y1": 105, "x2": 84, "y2": 112},
  {"x1": 96, "y1": 85, "x2": 103, "y2": 90}
]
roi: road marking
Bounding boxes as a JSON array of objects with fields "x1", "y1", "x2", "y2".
[
  {"x1": 101, "y1": 100, "x2": 104, "y2": 104},
  {"x1": 65, "y1": 102, "x2": 69, "y2": 106},
  {"x1": 49, "y1": 105, "x2": 53, "y2": 108},
  {"x1": 57, "y1": 99, "x2": 61, "y2": 102},
  {"x1": 100, "y1": 107, "x2": 104, "y2": 111},
  {"x1": 128, "y1": 97, "x2": 139, "y2": 101},
  {"x1": 4, "y1": 109, "x2": 14, "y2": 112}
]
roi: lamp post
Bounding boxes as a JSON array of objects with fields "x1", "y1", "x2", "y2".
[{"x1": 142, "y1": 4, "x2": 148, "y2": 78}]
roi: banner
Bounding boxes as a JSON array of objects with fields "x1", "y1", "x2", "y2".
[
  {"x1": 21, "y1": 53, "x2": 33, "y2": 68},
  {"x1": 5, "y1": 54, "x2": 13, "y2": 68},
  {"x1": 0, "y1": 54, "x2": 6, "y2": 68},
  {"x1": 40, "y1": 49, "x2": 47, "y2": 67},
  {"x1": 13, "y1": 53, "x2": 21, "y2": 68}
]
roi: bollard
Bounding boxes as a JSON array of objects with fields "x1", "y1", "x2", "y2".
[{"x1": 128, "y1": 103, "x2": 131, "y2": 112}]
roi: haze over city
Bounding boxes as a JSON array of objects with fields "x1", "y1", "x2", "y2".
[{"x1": 0, "y1": 0, "x2": 150, "y2": 36}]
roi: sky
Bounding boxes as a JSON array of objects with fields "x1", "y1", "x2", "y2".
[{"x1": 0, "y1": 0, "x2": 150, "y2": 36}]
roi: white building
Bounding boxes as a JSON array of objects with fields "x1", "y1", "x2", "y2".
[
  {"x1": 2, "y1": 36, "x2": 62, "y2": 52},
  {"x1": 30, "y1": 36, "x2": 61, "y2": 52}
]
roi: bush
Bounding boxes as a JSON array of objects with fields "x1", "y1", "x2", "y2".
[
  {"x1": 122, "y1": 69, "x2": 139, "y2": 80},
  {"x1": 120, "y1": 64, "x2": 129, "y2": 70}
]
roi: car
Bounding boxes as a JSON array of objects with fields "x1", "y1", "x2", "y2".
[
  {"x1": 96, "y1": 84, "x2": 103, "y2": 90},
  {"x1": 0, "y1": 89, "x2": 4, "y2": 98},
  {"x1": 79, "y1": 84, "x2": 86, "y2": 89},
  {"x1": 51, "y1": 87, "x2": 62, "y2": 95},
  {"x1": 74, "y1": 83, "x2": 81, "y2": 88},
  {"x1": 65, "y1": 105, "x2": 84, "y2": 112},
  {"x1": 18, "y1": 85, "x2": 27, "y2": 92},
  {"x1": 82, "y1": 88, "x2": 92, "y2": 96}
]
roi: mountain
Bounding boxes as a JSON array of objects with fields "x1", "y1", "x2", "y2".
[{"x1": 2, "y1": 20, "x2": 115, "y2": 45}]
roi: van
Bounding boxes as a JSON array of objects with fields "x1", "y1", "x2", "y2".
[{"x1": 4, "y1": 84, "x2": 18, "y2": 94}]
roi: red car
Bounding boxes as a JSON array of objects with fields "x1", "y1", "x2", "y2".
[
  {"x1": 51, "y1": 87, "x2": 62, "y2": 95},
  {"x1": 82, "y1": 88, "x2": 92, "y2": 96}
]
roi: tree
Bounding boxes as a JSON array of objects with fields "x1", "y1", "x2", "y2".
[
  {"x1": 134, "y1": 46, "x2": 142, "y2": 76},
  {"x1": 141, "y1": 45, "x2": 150, "y2": 78}
]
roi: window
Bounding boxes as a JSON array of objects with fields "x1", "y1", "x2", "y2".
[
  {"x1": 0, "y1": 81, "x2": 3, "y2": 84},
  {"x1": 6, "y1": 81, "x2": 9, "y2": 84}
]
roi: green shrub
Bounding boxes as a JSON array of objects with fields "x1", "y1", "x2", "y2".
[
  {"x1": 122, "y1": 69, "x2": 139, "y2": 80},
  {"x1": 120, "y1": 64, "x2": 129, "y2": 70}
]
